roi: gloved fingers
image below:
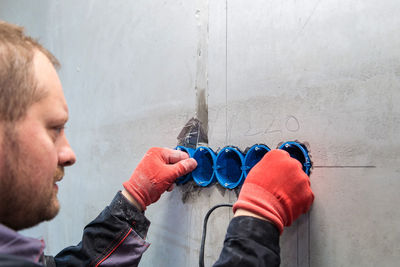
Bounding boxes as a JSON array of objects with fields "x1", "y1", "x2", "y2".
[
  {"x1": 296, "y1": 178, "x2": 314, "y2": 214},
  {"x1": 252, "y1": 149, "x2": 292, "y2": 173},
  {"x1": 266, "y1": 150, "x2": 304, "y2": 172},
  {"x1": 304, "y1": 190, "x2": 315, "y2": 213},
  {"x1": 165, "y1": 158, "x2": 197, "y2": 181},
  {"x1": 263, "y1": 149, "x2": 291, "y2": 162},
  {"x1": 161, "y1": 147, "x2": 190, "y2": 164}
]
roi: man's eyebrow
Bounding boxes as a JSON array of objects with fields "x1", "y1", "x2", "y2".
[{"x1": 48, "y1": 115, "x2": 68, "y2": 125}]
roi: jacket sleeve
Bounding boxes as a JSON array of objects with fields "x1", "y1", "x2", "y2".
[
  {"x1": 52, "y1": 191, "x2": 151, "y2": 267},
  {"x1": 213, "y1": 216, "x2": 280, "y2": 267}
]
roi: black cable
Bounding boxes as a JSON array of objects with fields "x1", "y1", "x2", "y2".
[{"x1": 199, "y1": 204, "x2": 233, "y2": 267}]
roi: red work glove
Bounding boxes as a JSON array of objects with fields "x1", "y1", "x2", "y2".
[
  {"x1": 123, "y1": 147, "x2": 197, "y2": 211},
  {"x1": 233, "y1": 149, "x2": 314, "y2": 234}
]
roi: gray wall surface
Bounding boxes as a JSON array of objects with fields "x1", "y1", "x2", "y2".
[{"x1": 1, "y1": 0, "x2": 400, "y2": 266}]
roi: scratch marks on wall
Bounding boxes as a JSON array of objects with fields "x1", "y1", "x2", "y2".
[
  {"x1": 292, "y1": 0, "x2": 322, "y2": 44},
  {"x1": 300, "y1": 0, "x2": 322, "y2": 31}
]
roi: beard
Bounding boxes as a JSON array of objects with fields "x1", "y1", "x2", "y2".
[{"x1": 0, "y1": 124, "x2": 63, "y2": 230}]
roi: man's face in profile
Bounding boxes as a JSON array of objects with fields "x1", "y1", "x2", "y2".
[{"x1": 0, "y1": 50, "x2": 76, "y2": 230}]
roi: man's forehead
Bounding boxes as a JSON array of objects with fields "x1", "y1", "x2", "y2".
[
  {"x1": 33, "y1": 51, "x2": 65, "y2": 90},
  {"x1": 32, "y1": 50, "x2": 69, "y2": 118}
]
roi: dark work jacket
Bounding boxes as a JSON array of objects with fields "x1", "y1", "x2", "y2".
[
  {"x1": 213, "y1": 216, "x2": 281, "y2": 267},
  {"x1": 0, "y1": 191, "x2": 150, "y2": 267},
  {"x1": 0, "y1": 192, "x2": 280, "y2": 267}
]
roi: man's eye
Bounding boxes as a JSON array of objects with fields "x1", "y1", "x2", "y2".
[{"x1": 53, "y1": 126, "x2": 65, "y2": 135}]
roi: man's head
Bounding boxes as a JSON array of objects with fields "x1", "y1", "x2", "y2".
[{"x1": 0, "y1": 21, "x2": 76, "y2": 230}]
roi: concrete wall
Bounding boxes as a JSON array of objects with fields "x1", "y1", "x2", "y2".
[{"x1": 1, "y1": 1, "x2": 400, "y2": 266}]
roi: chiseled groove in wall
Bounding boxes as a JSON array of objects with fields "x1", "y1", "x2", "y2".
[
  {"x1": 225, "y1": 0, "x2": 228, "y2": 146},
  {"x1": 195, "y1": 0, "x2": 209, "y2": 139}
]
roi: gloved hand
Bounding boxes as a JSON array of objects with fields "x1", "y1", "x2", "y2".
[
  {"x1": 123, "y1": 147, "x2": 197, "y2": 211},
  {"x1": 233, "y1": 149, "x2": 314, "y2": 234}
]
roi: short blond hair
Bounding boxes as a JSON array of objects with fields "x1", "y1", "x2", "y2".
[{"x1": 0, "y1": 20, "x2": 60, "y2": 121}]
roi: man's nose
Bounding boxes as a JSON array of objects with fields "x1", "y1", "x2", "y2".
[{"x1": 58, "y1": 135, "x2": 76, "y2": 167}]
